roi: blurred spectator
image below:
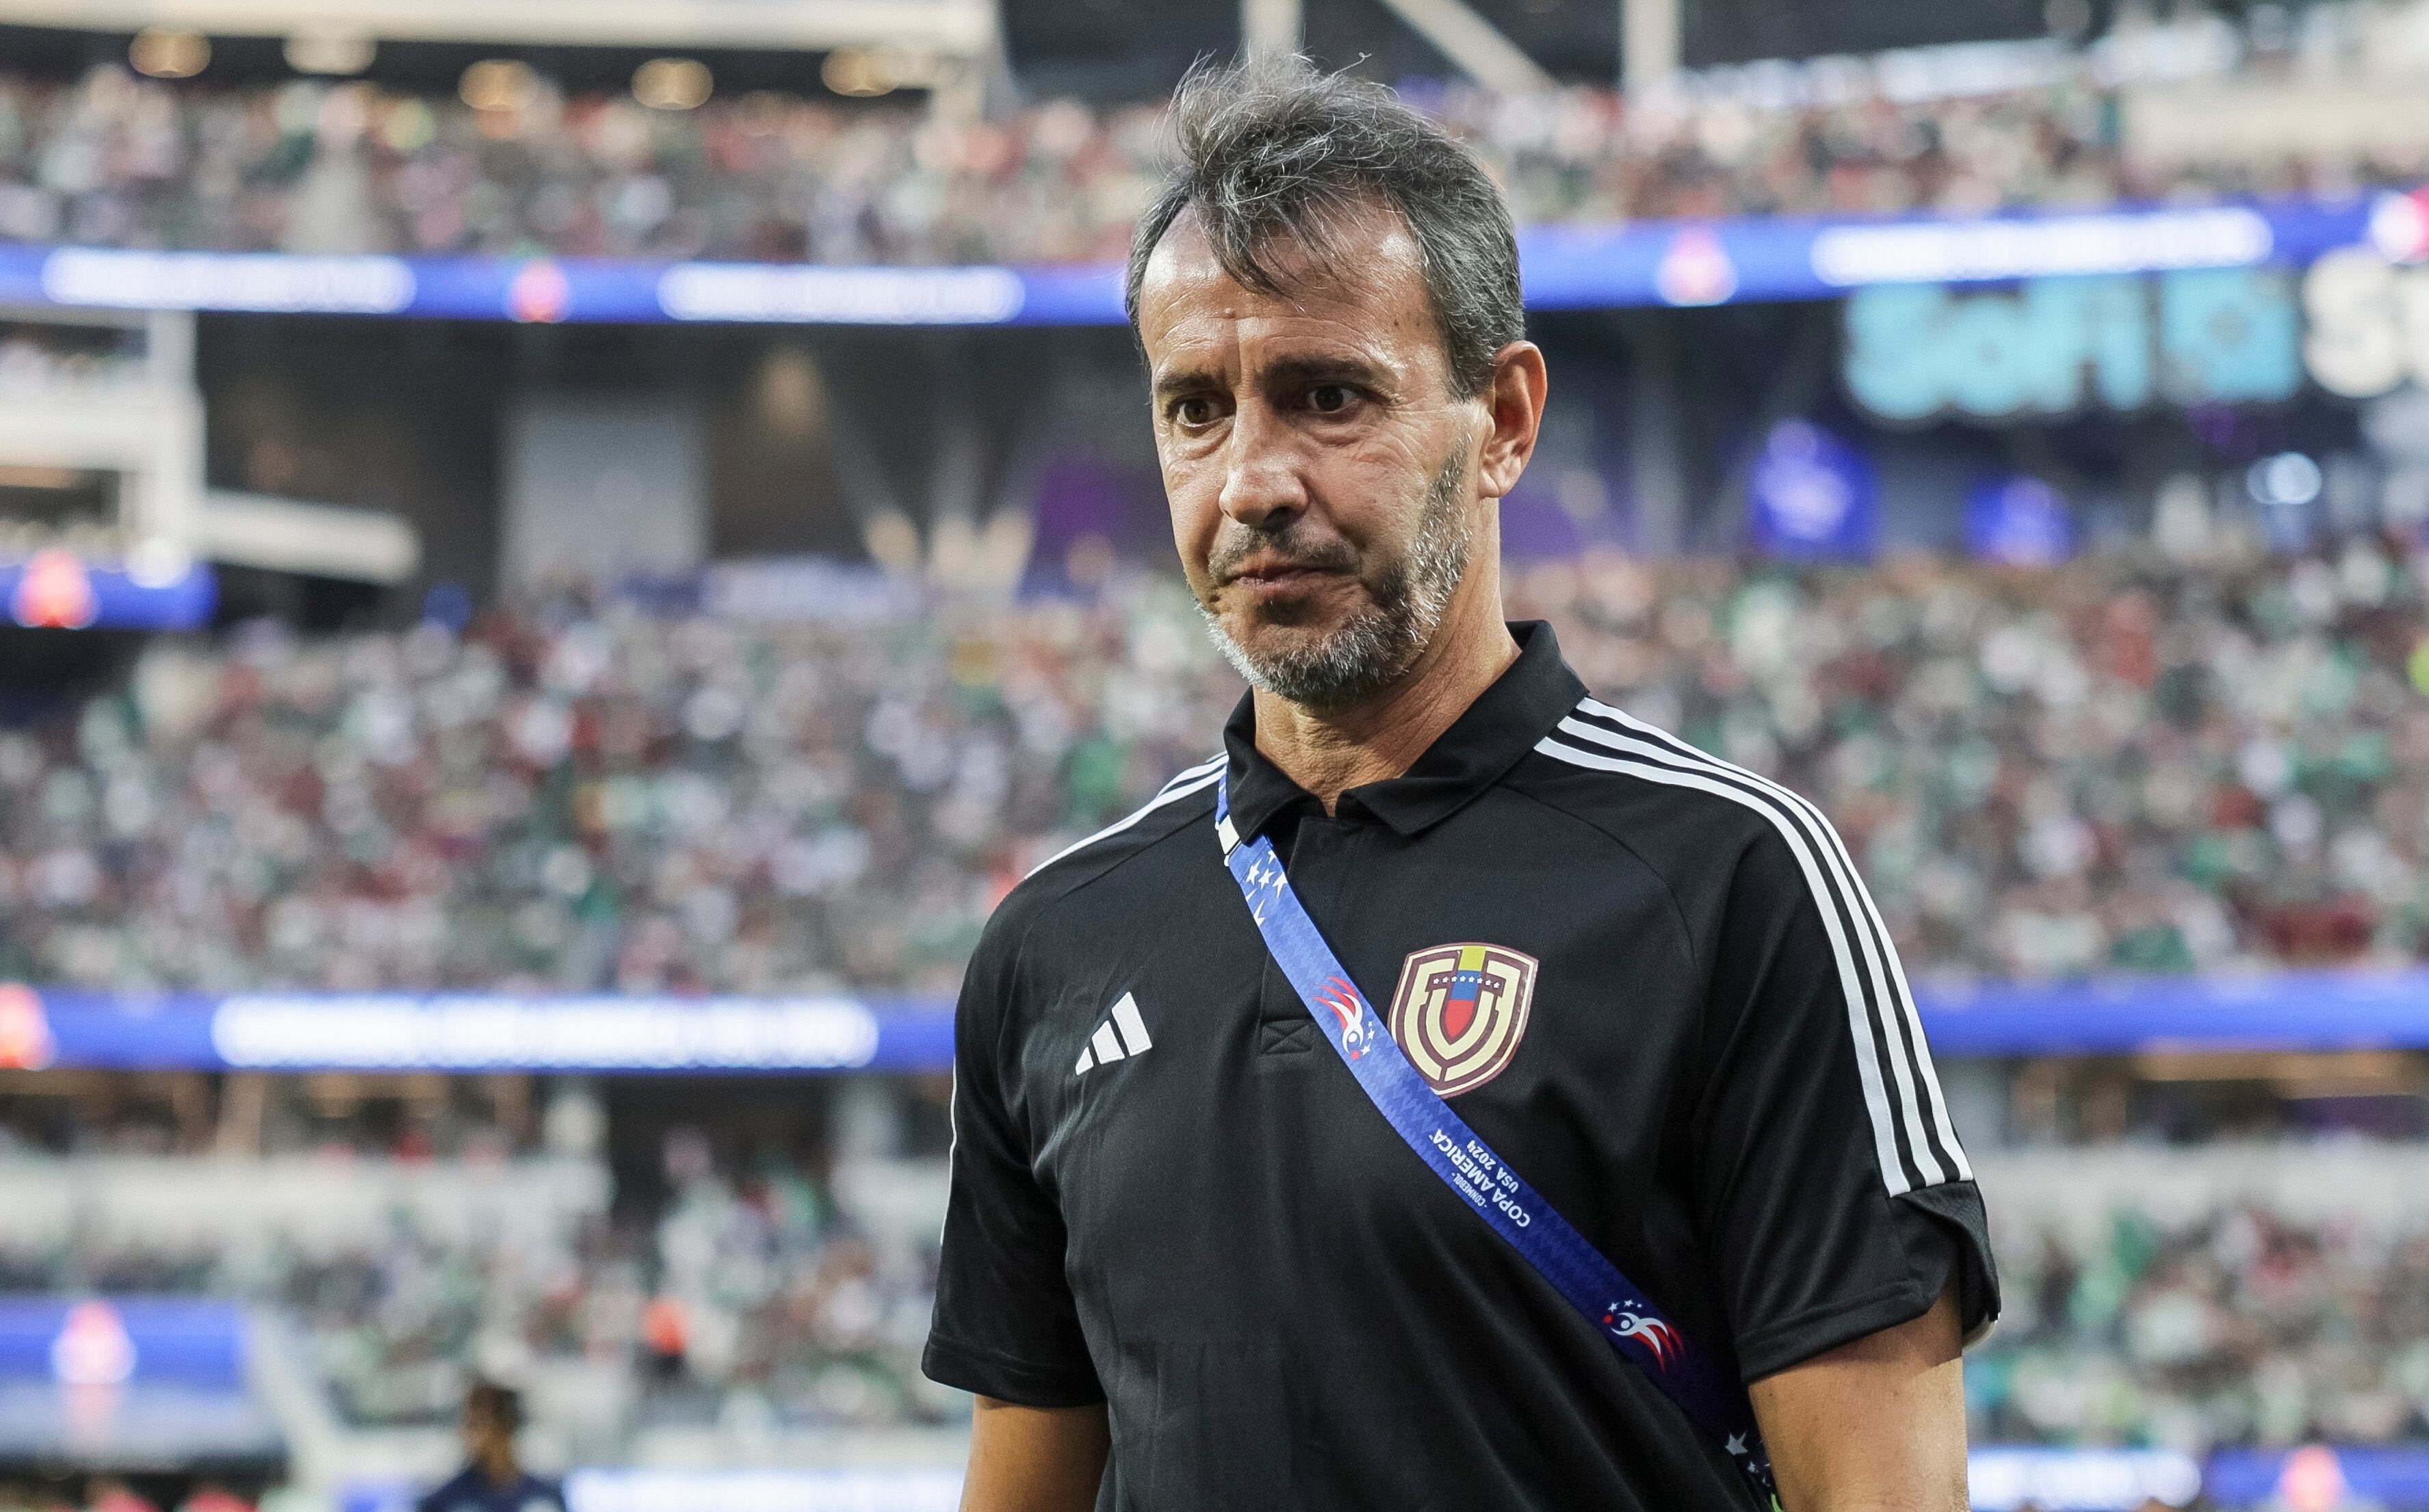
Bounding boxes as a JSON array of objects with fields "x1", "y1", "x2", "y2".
[
  {"x1": 1506, "y1": 540, "x2": 2429, "y2": 984},
  {"x1": 0, "y1": 1129, "x2": 944, "y2": 1433},
  {"x1": 0, "y1": 6, "x2": 2419, "y2": 268},
  {"x1": 1976, "y1": 1201, "x2": 2429, "y2": 1450},
  {"x1": 5, "y1": 538, "x2": 2429, "y2": 995}
]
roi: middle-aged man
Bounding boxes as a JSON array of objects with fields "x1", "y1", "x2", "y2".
[{"x1": 924, "y1": 55, "x2": 1998, "y2": 1511}]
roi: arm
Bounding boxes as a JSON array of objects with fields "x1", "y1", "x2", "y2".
[
  {"x1": 961, "y1": 1396, "x2": 1110, "y2": 1512},
  {"x1": 1680, "y1": 826, "x2": 1997, "y2": 1511},
  {"x1": 1748, "y1": 1284, "x2": 1968, "y2": 1512},
  {"x1": 923, "y1": 928, "x2": 1110, "y2": 1502}
]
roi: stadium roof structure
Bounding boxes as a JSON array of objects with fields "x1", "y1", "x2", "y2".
[
  {"x1": 0, "y1": 0, "x2": 2069, "y2": 96},
  {"x1": 0, "y1": 0, "x2": 997, "y2": 57}
]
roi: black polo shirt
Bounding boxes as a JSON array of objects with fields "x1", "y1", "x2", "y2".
[{"x1": 924, "y1": 622, "x2": 1997, "y2": 1511}]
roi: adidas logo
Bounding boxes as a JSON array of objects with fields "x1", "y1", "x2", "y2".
[{"x1": 1074, "y1": 992, "x2": 1153, "y2": 1075}]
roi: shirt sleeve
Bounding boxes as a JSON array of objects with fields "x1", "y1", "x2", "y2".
[
  {"x1": 1687, "y1": 823, "x2": 2001, "y2": 1384},
  {"x1": 922, "y1": 922, "x2": 1105, "y2": 1407}
]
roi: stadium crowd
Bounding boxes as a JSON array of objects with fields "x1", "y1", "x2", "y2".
[
  {"x1": 12, "y1": 1119, "x2": 2429, "y2": 1449},
  {"x1": 283, "y1": 1138, "x2": 945, "y2": 1433},
  {"x1": 0, "y1": 6, "x2": 2416, "y2": 265},
  {"x1": 3, "y1": 536, "x2": 2426, "y2": 995},
  {"x1": 0, "y1": 1124, "x2": 946, "y2": 1436},
  {"x1": 1979, "y1": 1198, "x2": 2429, "y2": 1451}
]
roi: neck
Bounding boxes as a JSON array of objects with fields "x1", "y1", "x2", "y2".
[
  {"x1": 1253, "y1": 592, "x2": 1518, "y2": 814},
  {"x1": 477, "y1": 1447, "x2": 519, "y2": 1487}
]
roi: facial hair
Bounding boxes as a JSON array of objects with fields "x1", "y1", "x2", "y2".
[{"x1": 1197, "y1": 436, "x2": 1476, "y2": 714}]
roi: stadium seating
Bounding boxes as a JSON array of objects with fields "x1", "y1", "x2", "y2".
[
  {"x1": 2, "y1": 540, "x2": 2423, "y2": 997},
  {"x1": 3, "y1": 6, "x2": 2426, "y2": 268},
  {"x1": 6, "y1": 1138, "x2": 2427, "y2": 1449},
  {"x1": 1975, "y1": 1147, "x2": 2429, "y2": 1450}
]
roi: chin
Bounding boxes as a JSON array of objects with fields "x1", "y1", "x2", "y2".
[{"x1": 1225, "y1": 604, "x2": 1353, "y2": 655}]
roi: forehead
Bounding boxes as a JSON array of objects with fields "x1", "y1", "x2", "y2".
[{"x1": 1135, "y1": 205, "x2": 1442, "y2": 378}]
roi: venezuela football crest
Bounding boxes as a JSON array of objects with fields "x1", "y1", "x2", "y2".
[{"x1": 1385, "y1": 942, "x2": 1537, "y2": 1096}]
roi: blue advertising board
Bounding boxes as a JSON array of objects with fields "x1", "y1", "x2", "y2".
[
  {"x1": 2207, "y1": 1445, "x2": 2429, "y2": 1509},
  {"x1": 0, "y1": 1298, "x2": 246, "y2": 1387},
  {"x1": 0, "y1": 1299, "x2": 281, "y2": 1471},
  {"x1": 4, "y1": 966, "x2": 2429, "y2": 1072},
  {"x1": 0, "y1": 188, "x2": 2412, "y2": 326},
  {"x1": 0, "y1": 985, "x2": 954, "y2": 1074},
  {"x1": 343, "y1": 1448, "x2": 2429, "y2": 1512},
  {"x1": 0, "y1": 552, "x2": 216, "y2": 632}
]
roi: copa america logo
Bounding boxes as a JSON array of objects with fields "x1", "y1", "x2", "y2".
[
  {"x1": 1601, "y1": 1307, "x2": 1681, "y2": 1371},
  {"x1": 1312, "y1": 976, "x2": 1373, "y2": 1058}
]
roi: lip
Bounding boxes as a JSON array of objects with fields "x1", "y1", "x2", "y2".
[{"x1": 1224, "y1": 556, "x2": 1340, "y2": 589}]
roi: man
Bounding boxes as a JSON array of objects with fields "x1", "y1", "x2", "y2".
[
  {"x1": 415, "y1": 1381, "x2": 562, "y2": 1512},
  {"x1": 924, "y1": 55, "x2": 1997, "y2": 1511}
]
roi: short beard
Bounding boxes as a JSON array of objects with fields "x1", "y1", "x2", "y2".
[{"x1": 1197, "y1": 441, "x2": 1476, "y2": 714}]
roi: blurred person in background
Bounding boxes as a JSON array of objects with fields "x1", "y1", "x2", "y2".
[{"x1": 415, "y1": 1381, "x2": 561, "y2": 1512}]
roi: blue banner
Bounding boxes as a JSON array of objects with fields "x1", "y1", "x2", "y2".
[
  {"x1": 0, "y1": 985, "x2": 952, "y2": 1073},
  {"x1": 1965, "y1": 1447, "x2": 2201, "y2": 1511},
  {"x1": 3, "y1": 965, "x2": 2426, "y2": 1072},
  {"x1": 339, "y1": 1448, "x2": 2429, "y2": 1512},
  {"x1": 0, "y1": 552, "x2": 215, "y2": 631},
  {"x1": 1916, "y1": 968, "x2": 2429, "y2": 1055},
  {"x1": 0, "y1": 188, "x2": 2412, "y2": 326},
  {"x1": 0, "y1": 1299, "x2": 245, "y2": 1388},
  {"x1": 2207, "y1": 1446, "x2": 2429, "y2": 1508}
]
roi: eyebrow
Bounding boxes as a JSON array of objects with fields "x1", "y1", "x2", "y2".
[
  {"x1": 1259, "y1": 355, "x2": 1390, "y2": 393},
  {"x1": 1152, "y1": 353, "x2": 1390, "y2": 404},
  {"x1": 1152, "y1": 366, "x2": 1220, "y2": 404}
]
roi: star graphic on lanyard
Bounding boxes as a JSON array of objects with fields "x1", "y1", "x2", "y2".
[{"x1": 1725, "y1": 1434, "x2": 1747, "y2": 1457}]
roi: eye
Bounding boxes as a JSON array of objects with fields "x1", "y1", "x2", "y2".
[
  {"x1": 1173, "y1": 396, "x2": 1218, "y2": 427},
  {"x1": 1309, "y1": 384, "x2": 1353, "y2": 413}
]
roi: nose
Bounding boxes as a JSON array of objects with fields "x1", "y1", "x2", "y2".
[{"x1": 1216, "y1": 399, "x2": 1309, "y2": 532}]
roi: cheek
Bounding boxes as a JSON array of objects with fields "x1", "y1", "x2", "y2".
[
  {"x1": 1301, "y1": 443, "x2": 1411, "y2": 546},
  {"x1": 1162, "y1": 460, "x2": 1223, "y2": 573}
]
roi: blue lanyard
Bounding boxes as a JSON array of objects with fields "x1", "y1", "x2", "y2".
[{"x1": 1215, "y1": 780, "x2": 1778, "y2": 1502}]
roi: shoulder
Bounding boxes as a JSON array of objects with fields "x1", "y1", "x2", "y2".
[
  {"x1": 412, "y1": 1472, "x2": 474, "y2": 1512},
  {"x1": 1518, "y1": 696, "x2": 1815, "y2": 872},
  {"x1": 1516, "y1": 694, "x2": 1886, "y2": 954},
  {"x1": 975, "y1": 752, "x2": 1225, "y2": 974}
]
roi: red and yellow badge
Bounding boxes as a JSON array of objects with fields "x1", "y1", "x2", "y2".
[{"x1": 1386, "y1": 942, "x2": 1537, "y2": 1097}]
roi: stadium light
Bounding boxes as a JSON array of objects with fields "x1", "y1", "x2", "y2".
[
  {"x1": 2247, "y1": 452, "x2": 2322, "y2": 508},
  {"x1": 460, "y1": 57, "x2": 541, "y2": 113},
  {"x1": 822, "y1": 49, "x2": 898, "y2": 97},
  {"x1": 284, "y1": 27, "x2": 375, "y2": 75},
  {"x1": 128, "y1": 27, "x2": 211, "y2": 79},
  {"x1": 633, "y1": 57, "x2": 713, "y2": 112}
]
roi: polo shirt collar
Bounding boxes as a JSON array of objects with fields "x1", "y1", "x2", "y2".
[{"x1": 1222, "y1": 620, "x2": 1587, "y2": 842}]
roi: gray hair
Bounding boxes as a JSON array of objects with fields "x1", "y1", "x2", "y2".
[{"x1": 1124, "y1": 55, "x2": 1524, "y2": 398}]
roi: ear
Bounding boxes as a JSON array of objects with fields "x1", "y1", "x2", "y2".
[{"x1": 1474, "y1": 341, "x2": 1548, "y2": 501}]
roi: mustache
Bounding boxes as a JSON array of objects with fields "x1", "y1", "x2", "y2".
[{"x1": 1205, "y1": 522, "x2": 1360, "y2": 584}]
